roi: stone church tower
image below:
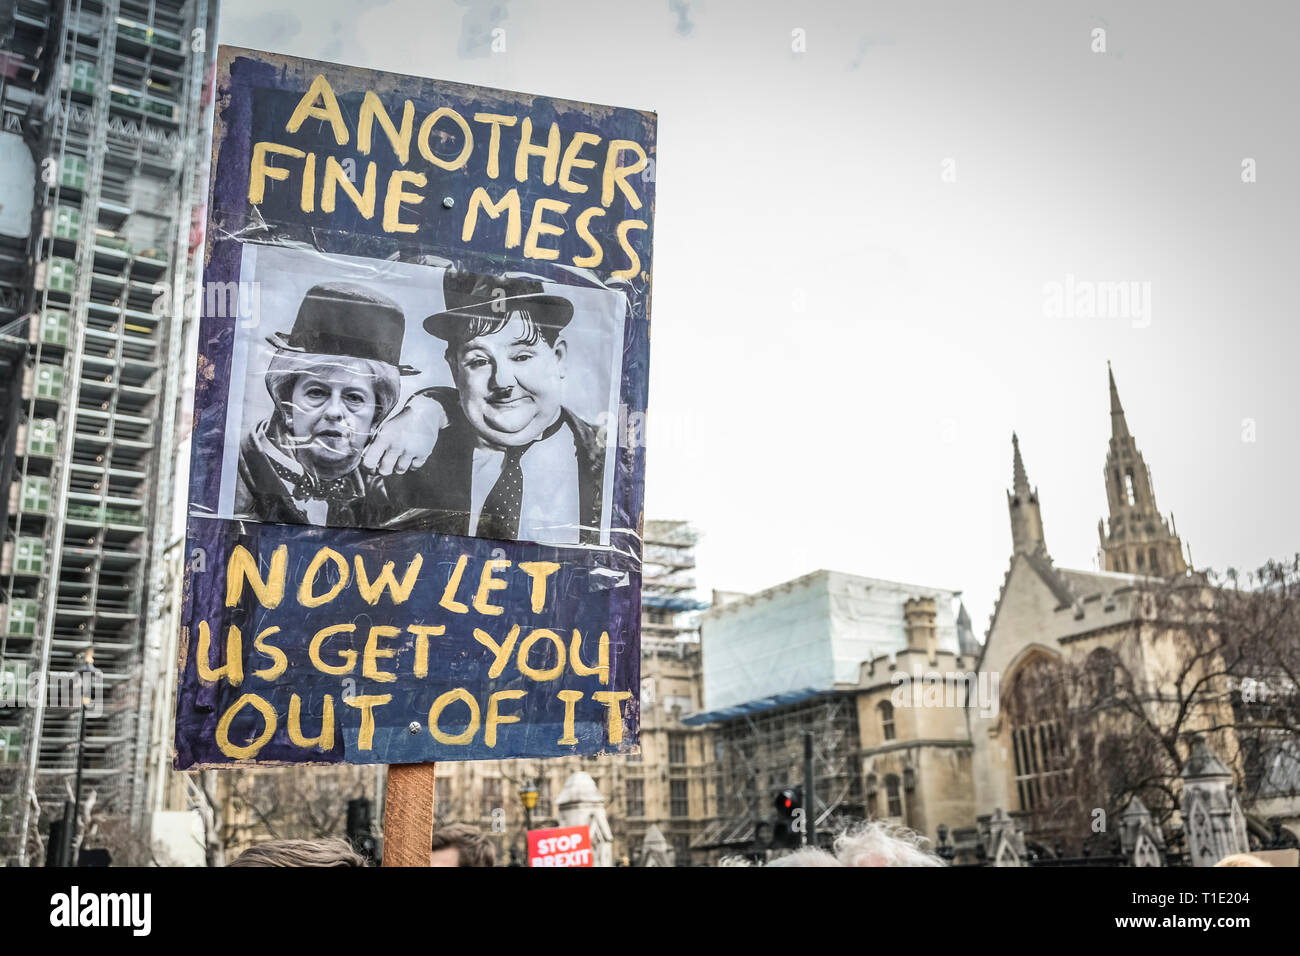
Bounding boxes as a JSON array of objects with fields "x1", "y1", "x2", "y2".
[
  {"x1": 974, "y1": 366, "x2": 1199, "y2": 831},
  {"x1": 1097, "y1": 364, "x2": 1188, "y2": 576}
]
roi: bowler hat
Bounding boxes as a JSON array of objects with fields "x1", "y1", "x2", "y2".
[
  {"x1": 423, "y1": 270, "x2": 574, "y2": 344},
  {"x1": 267, "y1": 283, "x2": 419, "y2": 375}
]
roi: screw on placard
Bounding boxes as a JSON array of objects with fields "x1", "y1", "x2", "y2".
[
  {"x1": 442, "y1": 197, "x2": 455, "y2": 209},
  {"x1": 408, "y1": 721, "x2": 421, "y2": 735}
]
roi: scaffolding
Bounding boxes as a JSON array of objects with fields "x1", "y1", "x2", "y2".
[
  {"x1": 690, "y1": 692, "x2": 864, "y2": 852},
  {"x1": 641, "y1": 519, "x2": 708, "y2": 652},
  {"x1": 0, "y1": 0, "x2": 217, "y2": 865}
]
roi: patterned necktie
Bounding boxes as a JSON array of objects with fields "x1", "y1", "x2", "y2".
[{"x1": 477, "y1": 417, "x2": 565, "y2": 541}]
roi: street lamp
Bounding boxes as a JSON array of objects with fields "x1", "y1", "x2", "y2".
[
  {"x1": 67, "y1": 649, "x2": 99, "y2": 867},
  {"x1": 519, "y1": 779, "x2": 539, "y2": 834}
]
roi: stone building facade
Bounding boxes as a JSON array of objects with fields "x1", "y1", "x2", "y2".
[
  {"x1": 855, "y1": 596, "x2": 978, "y2": 841},
  {"x1": 691, "y1": 570, "x2": 981, "y2": 854},
  {"x1": 692, "y1": 365, "x2": 1296, "y2": 861}
]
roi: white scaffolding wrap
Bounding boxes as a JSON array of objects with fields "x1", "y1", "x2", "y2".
[{"x1": 700, "y1": 570, "x2": 961, "y2": 715}]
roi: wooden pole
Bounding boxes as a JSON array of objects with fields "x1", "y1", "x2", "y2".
[{"x1": 382, "y1": 762, "x2": 437, "y2": 867}]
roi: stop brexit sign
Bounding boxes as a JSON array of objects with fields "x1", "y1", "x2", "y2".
[{"x1": 527, "y1": 825, "x2": 593, "y2": 867}]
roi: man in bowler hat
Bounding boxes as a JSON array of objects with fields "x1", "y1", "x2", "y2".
[
  {"x1": 378, "y1": 270, "x2": 605, "y2": 545},
  {"x1": 234, "y1": 282, "x2": 417, "y2": 527}
]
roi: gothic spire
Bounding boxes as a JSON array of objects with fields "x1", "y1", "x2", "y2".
[
  {"x1": 1007, "y1": 433, "x2": 1047, "y2": 556},
  {"x1": 1108, "y1": 361, "x2": 1130, "y2": 439},
  {"x1": 1098, "y1": 363, "x2": 1186, "y2": 576},
  {"x1": 1012, "y1": 432, "x2": 1030, "y2": 495}
]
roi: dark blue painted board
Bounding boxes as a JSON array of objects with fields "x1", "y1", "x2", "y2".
[{"x1": 174, "y1": 47, "x2": 652, "y2": 768}]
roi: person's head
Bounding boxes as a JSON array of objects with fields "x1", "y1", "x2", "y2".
[
  {"x1": 445, "y1": 310, "x2": 566, "y2": 447},
  {"x1": 263, "y1": 282, "x2": 415, "y2": 476},
  {"x1": 264, "y1": 351, "x2": 400, "y2": 476},
  {"x1": 430, "y1": 823, "x2": 496, "y2": 867},
  {"x1": 831, "y1": 821, "x2": 946, "y2": 867},
  {"x1": 764, "y1": 847, "x2": 843, "y2": 867},
  {"x1": 1214, "y1": 853, "x2": 1272, "y2": 867},
  {"x1": 425, "y1": 271, "x2": 573, "y2": 448},
  {"x1": 228, "y1": 838, "x2": 369, "y2": 867}
]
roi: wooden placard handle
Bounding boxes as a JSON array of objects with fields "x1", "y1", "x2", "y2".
[{"x1": 382, "y1": 762, "x2": 437, "y2": 867}]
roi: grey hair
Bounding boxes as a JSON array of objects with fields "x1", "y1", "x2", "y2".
[
  {"x1": 263, "y1": 350, "x2": 401, "y2": 432},
  {"x1": 765, "y1": 847, "x2": 843, "y2": 867},
  {"x1": 832, "y1": 821, "x2": 946, "y2": 867},
  {"x1": 723, "y1": 821, "x2": 947, "y2": 868}
]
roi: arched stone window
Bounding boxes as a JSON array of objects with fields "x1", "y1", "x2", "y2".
[
  {"x1": 1004, "y1": 653, "x2": 1070, "y2": 814},
  {"x1": 1085, "y1": 647, "x2": 1121, "y2": 701},
  {"x1": 878, "y1": 700, "x2": 895, "y2": 741},
  {"x1": 885, "y1": 774, "x2": 903, "y2": 818}
]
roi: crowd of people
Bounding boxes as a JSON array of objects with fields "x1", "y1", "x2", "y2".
[
  {"x1": 227, "y1": 818, "x2": 1279, "y2": 868},
  {"x1": 227, "y1": 820, "x2": 963, "y2": 867}
]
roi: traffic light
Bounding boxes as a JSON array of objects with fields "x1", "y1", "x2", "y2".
[
  {"x1": 346, "y1": 797, "x2": 377, "y2": 863},
  {"x1": 748, "y1": 788, "x2": 807, "y2": 854},
  {"x1": 774, "y1": 786, "x2": 802, "y2": 819},
  {"x1": 770, "y1": 787, "x2": 802, "y2": 849}
]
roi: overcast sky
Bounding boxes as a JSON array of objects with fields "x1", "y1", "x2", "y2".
[{"x1": 216, "y1": 0, "x2": 1300, "y2": 634}]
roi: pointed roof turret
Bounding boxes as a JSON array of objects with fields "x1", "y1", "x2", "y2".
[
  {"x1": 1098, "y1": 363, "x2": 1187, "y2": 576},
  {"x1": 1108, "y1": 361, "x2": 1130, "y2": 439},
  {"x1": 1011, "y1": 432, "x2": 1030, "y2": 495},
  {"x1": 1007, "y1": 433, "x2": 1048, "y2": 557},
  {"x1": 1180, "y1": 734, "x2": 1233, "y2": 780}
]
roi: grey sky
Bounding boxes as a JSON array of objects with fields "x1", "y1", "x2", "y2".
[{"x1": 217, "y1": 0, "x2": 1300, "y2": 634}]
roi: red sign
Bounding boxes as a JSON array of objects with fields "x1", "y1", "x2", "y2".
[{"x1": 527, "y1": 826, "x2": 593, "y2": 867}]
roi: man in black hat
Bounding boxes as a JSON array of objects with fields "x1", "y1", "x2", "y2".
[
  {"x1": 378, "y1": 270, "x2": 605, "y2": 545},
  {"x1": 234, "y1": 282, "x2": 418, "y2": 527}
]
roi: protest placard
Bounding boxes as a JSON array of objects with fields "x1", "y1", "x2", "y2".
[
  {"x1": 527, "y1": 825, "x2": 593, "y2": 867},
  {"x1": 174, "y1": 46, "x2": 654, "y2": 771}
]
